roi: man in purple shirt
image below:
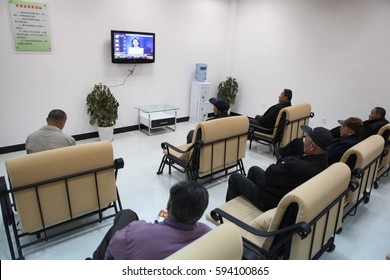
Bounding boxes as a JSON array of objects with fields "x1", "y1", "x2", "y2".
[{"x1": 90, "y1": 181, "x2": 211, "y2": 260}]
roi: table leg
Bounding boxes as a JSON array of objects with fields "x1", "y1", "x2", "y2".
[
  {"x1": 148, "y1": 113, "x2": 151, "y2": 135},
  {"x1": 137, "y1": 109, "x2": 141, "y2": 131},
  {"x1": 174, "y1": 110, "x2": 177, "y2": 131}
]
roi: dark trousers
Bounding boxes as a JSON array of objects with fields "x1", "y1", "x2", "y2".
[
  {"x1": 92, "y1": 209, "x2": 139, "y2": 260},
  {"x1": 248, "y1": 117, "x2": 273, "y2": 135},
  {"x1": 186, "y1": 130, "x2": 194, "y2": 144},
  {"x1": 226, "y1": 166, "x2": 278, "y2": 212}
]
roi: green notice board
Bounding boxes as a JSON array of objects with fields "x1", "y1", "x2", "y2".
[{"x1": 8, "y1": 0, "x2": 52, "y2": 52}]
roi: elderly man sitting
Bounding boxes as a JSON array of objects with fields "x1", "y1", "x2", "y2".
[{"x1": 226, "y1": 125, "x2": 333, "y2": 212}]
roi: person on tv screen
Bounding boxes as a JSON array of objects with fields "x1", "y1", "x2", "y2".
[{"x1": 128, "y1": 37, "x2": 144, "y2": 58}]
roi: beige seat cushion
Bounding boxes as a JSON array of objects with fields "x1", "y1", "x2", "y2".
[
  {"x1": 163, "y1": 143, "x2": 192, "y2": 161},
  {"x1": 5, "y1": 141, "x2": 118, "y2": 233},
  {"x1": 207, "y1": 195, "x2": 263, "y2": 226}
]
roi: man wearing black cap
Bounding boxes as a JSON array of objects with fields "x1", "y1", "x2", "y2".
[
  {"x1": 186, "y1": 98, "x2": 230, "y2": 143},
  {"x1": 226, "y1": 125, "x2": 333, "y2": 212},
  {"x1": 208, "y1": 97, "x2": 230, "y2": 119}
]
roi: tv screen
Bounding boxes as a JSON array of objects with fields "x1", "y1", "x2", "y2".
[{"x1": 111, "y1": 30, "x2": 155, "y2": 64}]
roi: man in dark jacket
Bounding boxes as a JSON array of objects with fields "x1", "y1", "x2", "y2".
[
  {"x1": 327, "y1": 117, "x2": 363, "y2": 165},
  {"x1": 249, "y1": 89, "x2": 292, "y2": 134},
  {"x1": 226, "y1": 125, "x2": 332, "y2": 212},
  {"x1": 361, "y1": 107, "x2": 388, "y2": 140}
]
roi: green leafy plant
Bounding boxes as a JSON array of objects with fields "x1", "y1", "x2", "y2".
[
  {"x1": 86, "y1": 83, "x2": 119, "y2": 127},
  {"x1": 217, "y1": 76, "x2": 238, "y2": 106}
]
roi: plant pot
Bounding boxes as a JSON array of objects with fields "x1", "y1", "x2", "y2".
[{"x1": 97, "y1": 126, "x2": 114, "y2": 141}]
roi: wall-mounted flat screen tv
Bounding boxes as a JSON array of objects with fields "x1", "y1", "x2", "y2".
[{"x1": 111, "y1": 30, "x2": 155, "y2": 63}]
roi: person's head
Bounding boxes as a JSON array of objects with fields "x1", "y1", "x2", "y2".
[
  {"x1": 368, "y1": 107, "x2": 386, "y2": 120},
  {"x1": 209, "y1": 98, "x2": 230, "y2": 115},
  {"x1": 46, "y1": 109, "x2": 67, "y2": 130},
  {"x1": 279, "y1": 89, "x2": 293, "y2": 103},
  {"x1": 300, "y1": 125, "x2": 333, "y2": 155},
  {"x1": 131, "y1": 38, "x2": 141, "y2": 47},
  {"x1": 167, "y1": 181, "x2": 209, "y2": 224},
  {"x1": 338, "y1": 117, "x2": 363, "y2": 137}
]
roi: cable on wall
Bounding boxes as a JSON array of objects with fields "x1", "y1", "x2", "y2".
[{"x1": 108, "y1": 64, "x2": 137, "y2": 88}]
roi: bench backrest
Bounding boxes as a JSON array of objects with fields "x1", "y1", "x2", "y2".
[
  {"x1": 340, "y1": 135, "x2": 384, "y2": 204},
  {"x1": 5, "y1": 141, "x2": 118, "y2": 233},
  {"x1": 377, "y1": 124, "x2": 390, "y2": 169},
  {"x1": 279, "y1": 103, "x2": 312, "y2": 147},
  {"x1": 165, "y1": 223, "x2": 243, "y2": 260},
  {"x1": 193, "y1": 116, "x2": 249, "y2": 175}
]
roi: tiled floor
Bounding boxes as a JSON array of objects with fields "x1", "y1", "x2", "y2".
[{"x1": 0, "y1": 121, "x2": 389, "y2": 260}]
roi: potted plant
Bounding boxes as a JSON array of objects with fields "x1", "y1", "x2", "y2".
[
  {"x1": 217, "y1": 76, "x2": 238, "y2": 106},
  {"x1": 86, "y1": 83, "x2": 119, "y2": 141}
]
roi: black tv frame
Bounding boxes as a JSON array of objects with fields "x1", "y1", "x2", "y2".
[{"x1": 111, "y1": 30, "x2": 155, "y2": 64}]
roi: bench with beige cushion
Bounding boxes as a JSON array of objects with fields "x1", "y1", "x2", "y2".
[
  {"x1": 376, "y1": 123, "x2": 390, "y2": 184},
  {"x1": 248, "y1": 103, "x2": 314, "y2": 159},
  {"x1": 206, "y1": 163, "x2": 352, "y2": 260},
  {"x1": 0, "y1": 141, "x2": 124, "y2": 259},
  {"x1": 340, "y1": 135, "x2": 384, "y2": 220},
  {"x1": 157, "y1": 115, "x2": 249, "y2": 182},
  {"x1": 165, "y1": 223, "x2": 243, "y2": 260}
]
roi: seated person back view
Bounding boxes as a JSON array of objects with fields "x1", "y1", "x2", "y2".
[
  {"x1": 249, "y1": 89, "x2": 292, "y2": 134},
  {"x1": 330, "y1": 107, "x2": 388, "y2": 140},
  {"x1": 226, "y1": 125, "x2": 333, "y2": 212},
  {"x1": 186, "y1": 98, "x2": 230, "y2": 143},
  {"x1": 25, "y1": 109, "x2": 76, "y2": 154},
  {"x1": 90, "y1": 181, "x2": 211, "y2": 260}
]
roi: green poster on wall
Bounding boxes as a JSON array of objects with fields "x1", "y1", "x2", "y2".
[{"x1": 7, "y1": 0, "x2": 52, "y2": 52}]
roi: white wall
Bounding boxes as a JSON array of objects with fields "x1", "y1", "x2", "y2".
[
  {"x1": 0, "y1": 0, "x2": 234, "y2": 147},
  {"x1": 231, "y1": 0, "x2": 390, "y2": 128},
  {"x1": 1, "y1": 0, "x2": 390, "y2": 148}
]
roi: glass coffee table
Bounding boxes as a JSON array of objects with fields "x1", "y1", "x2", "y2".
[{"x1": 135, "y1": 104, "x2": 180, "y2": 135}]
